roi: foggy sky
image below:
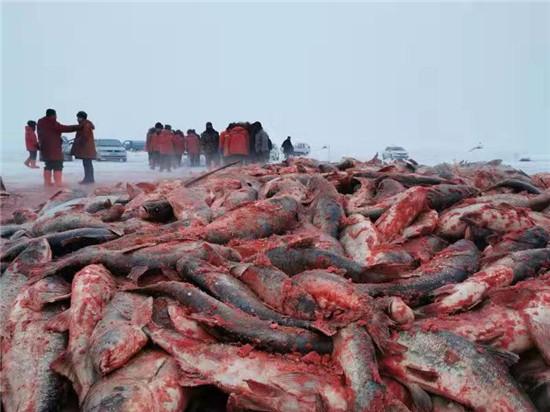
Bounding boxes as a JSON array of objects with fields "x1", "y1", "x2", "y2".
[{"x1": 2, "y1": 1, "x2": 549, "y2": 160}]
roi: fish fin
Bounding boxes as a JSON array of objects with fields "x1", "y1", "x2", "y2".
[
  {"x1": 120, "y1": 243, "x2": 156, "y2": 254},
  {"x1": 45, "y1": 309, "x2": 71, "y2": 332},
  {"x1": 131, "y1": 296, "x2": 153, "y2": 327},
  {"x1": 50, "y1": 351, "x2": 78, "y2": 393},
  {"x1": 177, "y1": 370, "x2": 210, "y2": 387},
  {"x1": 229, "y1": 263, "x2": 251, "y2": 278},
  {"x1": 245, "y1": 380, "x2": 284, "y2": 398},
  {"x1": 403, "y1": 382, "x2": 432, "y2": 412},
  {"x1": 109, "y1": 227, "x2": 124, "y2": 237},
  {"x1": 128, "y1": 265, "x2": 149, "y2": 282},
  {"x1": 189, "y1": 312, "x2": 221, "y2": 327},
  {"x1": 524, "y1": 311, "x2": 550, "y2": 364},
  {"x1": 482, "y1": 345, "x2": 519, "y2": 367},
  {"x1": 405, "y1": 366, "x2": 440, "y2": 382}
]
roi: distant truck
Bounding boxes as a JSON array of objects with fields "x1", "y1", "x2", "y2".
[{"x1": 382, "y1": 146, "x2": 409, "y2": 161}]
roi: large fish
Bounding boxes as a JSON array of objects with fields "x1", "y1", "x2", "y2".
[
  {"x1": 128, "y1": 281, "x2": 332, "y2": 354},
  {"x1": 381, "y1": 330, "x2": 536, "y2": 411},
  {"x1": 229, "y1": 263, "x2": 318, "y2": 320},
  {"x1": 31, "y1": 211, "x2": 111, "y2": 236},
  {"x1": 426, "y1": 184, "x2": 478, "y2": 211},
  {"x1": 205, "y1": 196, "x2": 300, "y2": 243},
  {"x1": 422, "y1": 248, "x2": 550, "y2": 315},
  {"x1": 265, "y1": 244, "x2": 366, "y2": 280},
  {"x1": 481, "y1": 226, "x2": 549, "y2": 265},
  {"x1": 339, "y1": 214, "x2": 379, "y2": 265},
  {"x1": 35, "y1": 240, "x2": 239, "y2": 279},
  {"x1": 361, "y1": 240, "x2": 480, "y2": 306},
  {"x1": 308, "y1": 175, "x2": 345, "y2": 238},
  {"x1": 146, "y1": 324, "x2": 348, "y2": 412},
  {"x1": 177, "y1": 258, "x2": 313, "y2": 329},
  {"x1": 1, "y1": 227, "x2": 119, "y2": 262},
  {"x1": 333, "y1": 322, "x2": 401, "y2": 411},
  {"x1": 50, "y1": 264, "x2": 117, "y2": 402},
  {"x1": 0, "y1": 238, "x2": 52, "y2": 338},
  {"x1": 375, "y1": 186, "x2": 429, "y2": 243},
  {"x1": 88, "y1": 292, "x2": 152, "y2": 375},
  {"x1": 419, "y1": 275, "x2": 550, "y2": 359},
  {"x1": 1, "y1": 277, "x2": 70, "y2": 412},
  {"x1": 82, "y1": 350, "x2": 188, "y2": 412}
]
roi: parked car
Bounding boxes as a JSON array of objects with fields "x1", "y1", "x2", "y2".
[
  {"x1": 96, "y1": 139, "x2": 127, "y2": 162},
  {"x1": 61, "y1": 136, "x2": 73, "y2": 161},
  {"x1": 123, "y1": 140, "x2": 146, "y2": 151},
  {"x1": 292, "y1": 142, "x2": 311, "y2": 156},
  {"x1": 382, "y1": 146, "x2": 409, "y2": 161}
]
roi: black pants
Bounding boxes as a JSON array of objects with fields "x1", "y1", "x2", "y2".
[
  {"x1": 28, "y1": 150, "x2": 37, "y2": 160},
  {"x1": 189, "y1": 154, "x2": 200, "y2": 167},
  {"x1": 82, "y1": 159, "x2": 94, "y2": 182},
  {"x1": 44, "y1": 160, "x2": 63, "y2": 171},
  {"x1": 205, "y1": 152, "x2": 219, "y2": 167}
]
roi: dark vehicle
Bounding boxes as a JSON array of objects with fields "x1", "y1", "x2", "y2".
[
  {"x1": 123, "y1": 140, "x2": 146, "y2": 152},
  {"x1": 96, "y1": 139, "x2": 127, "y2": 162}
]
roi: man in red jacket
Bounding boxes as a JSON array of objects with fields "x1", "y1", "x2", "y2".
[
  {"x1": 149, "y1": 122, "x2": 163, "y2": 170},
  {"x1": 157, "y1": 124, "x2": 175, "y2": 172},
  {"x1": 70, "y1": 111, "x2": 97, "y2": 184},
  {"x1": 24, "y1": 120, "x2": 39, "y2": 169},
  {"x1": 37, "y1": 108, "x2": 80, "y2": 187},
  {"x1": 172, "y1": 130, "x2": 186, "y2": 168},
  {"x1": 226, "y1": 123, "x2": 249, "y2": 164},
  {"x1": 185, "y1": 129, "x2": 201, "y2": 167}
]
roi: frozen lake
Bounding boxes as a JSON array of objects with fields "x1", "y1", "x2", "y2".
[{"x1": 1, "y1": 140, "x2": 549, "y2": 191}]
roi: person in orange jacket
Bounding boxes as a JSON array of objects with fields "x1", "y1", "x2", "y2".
[
  {"x1": 149, "y1": 122, "x2": 163, "y2": 170},
  {"x1": 225, "y1": 123, "x2": 249, "y2": 164},
  {"x1": 219, "y1": 125, "x2": 232, "y2": 165},
  {"x1": 172, "y1": 130, "x2": 186, "y2": 168},
  {"x1": 157, "y1": 124, "x2": 175, "y2": 172},
  {"x1": 185, "y1": 129, "x2": 201, "y2": 167},
  {"x1": 24, "y1": 120, "x2": 40, "y2": 169}
]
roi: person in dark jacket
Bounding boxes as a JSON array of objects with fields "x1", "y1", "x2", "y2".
[
  {"x1": 200, "y1": 122, "x2": 219, "y2": 168},
  {"x1": 253, "y1": 122, "x2": 271, "y2": 164},
  {"x1": 247, "y1": 121, "x2": 261, "y2": 163},
  {"x1": 24, "y1": 120, "x2": 39, "y2": 169},
  {"x1": 36, "y1": 108, "x2": 80, "y2": 187},
  {"x1": 71, "y1": 111, "x2": 97, "y2": 184},
  {"x1": 282, "y1": 136, "x2": 294, "y2": 160}
]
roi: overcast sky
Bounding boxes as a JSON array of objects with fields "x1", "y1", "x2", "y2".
[{"x1": 2, "y1": 1, "x2": 549, "y2": 159}]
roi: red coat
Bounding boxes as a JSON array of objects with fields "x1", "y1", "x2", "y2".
[
  {"x1": 37, "y1": 116, "x2": 80, "y2": 161},
  {"x1": 227, "y1": 126, "x2": 249, "y2": 156},
  {"x1": 71, "y1": 120, "x2": 96, "y2": 159},
  {"x1": 173, "y1": 135, "x2": 185, "y2": 155},
  {"x1": 157, "y1": 130, "x2": 175, "y2": 155},
  {"x1": 185, "y1": 133, "x2": 200, "y2": 155},
  {"x1": 220, "y1": 130, "x2": 230, "y2": 157},
  {"x1": 25, "y1": 126, "x2": 38, "y2": 151}
]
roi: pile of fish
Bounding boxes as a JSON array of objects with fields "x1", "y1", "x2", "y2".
[{"x1": 1, "y1": 156, "x2": 550, "y2": 411}]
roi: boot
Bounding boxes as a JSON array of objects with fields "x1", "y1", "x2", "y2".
[
  {"x1": 30, "y1": 160, "x2": 39, "y2": 169},
  {"x1": 53, "y1": 170, "x2": 64, "y2": 188},
  {"x1": 24, "y1": 158, "x2": 31, "y2": 168},
  {"x1": 43, "y1": 169, "x2": 53, "y2": 187}
]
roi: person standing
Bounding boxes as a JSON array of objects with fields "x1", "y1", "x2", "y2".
[
  {"x1": 200, "y1": 122, "x2": 219, "y2": 168},
  {"x1": 157, "y1": 124, "x2": 174, "y2": 172},
  {"x1": 24, "y1": 120, "x2": 39, "y2": 168},
  {"x1": 70, "y1": 111, "x2": 97, "y2": 184},
  {"x1": 150, "y1": 122, "x2": 163, "y2": 169},
  {"x1": 185, "y1": 129, "x2": 201, "y2": 167},
  {"x1": 172, "y1": 130, "x2": 186, "y2": 168},
  {"x1": 36, "y1": 108, "x2": 80, "y2": 187},
  {"x1": 219, "y1": 124, "x2": 232, "y2": 166},
  {"x1": 145, "y1": 125, "x2": 156, "y2": 169},
  {"x1": 282, "y1": 136, "x2": 294, "y2": 160},
  {"x1": 225, "y1": 123, "x2": 249, "y2": 164},
  {"x1": 253, "y1": 122, "x2": 271, "y2": 164}
]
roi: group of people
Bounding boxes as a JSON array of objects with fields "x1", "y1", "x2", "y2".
[
  {"x1": 24, "y1": 110, "x2": 297, "y2": 188},
  {"x1": 145, "y1": 121, "x2": 294, "y2": 170},
  {"x1": 24, "y1": 109, "x2": 96, "y2": 187},
  {"x1": 145, "y1": 123, "x2": 202, "y2": 172}
]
